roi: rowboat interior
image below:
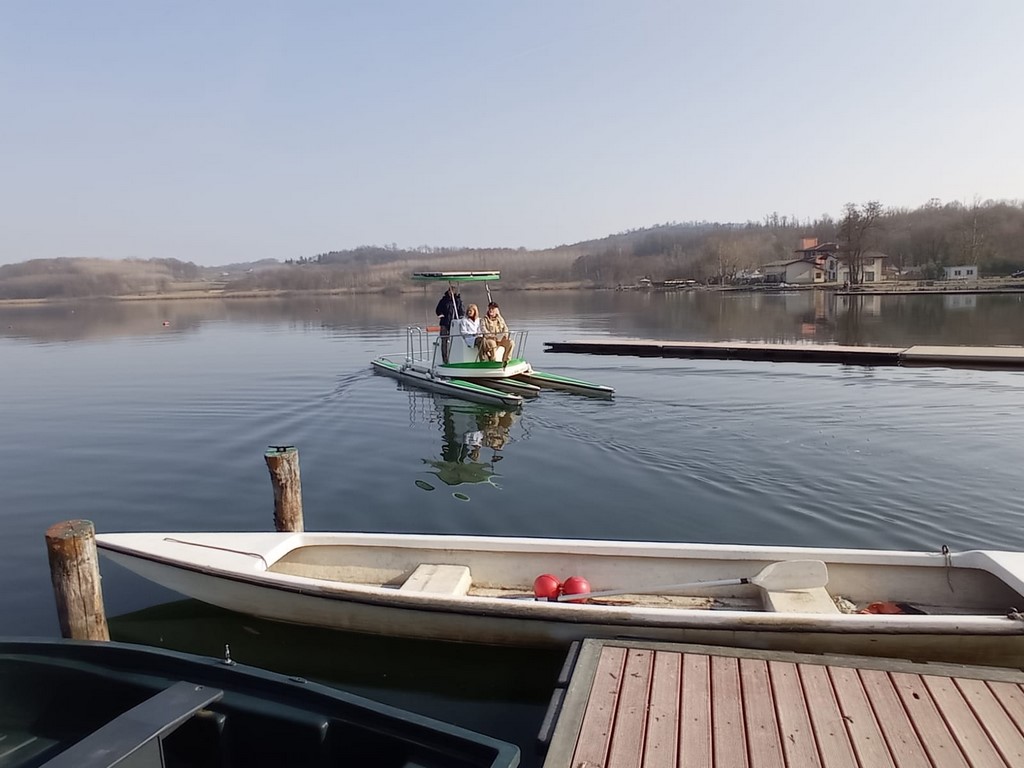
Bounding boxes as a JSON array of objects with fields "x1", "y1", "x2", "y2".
[
  {"x1": 264, "y1": 541, "x2": 1024, "y2": 617},
  {"x1": 0, "y1": 637, "x2": 520, "y2": 768}
]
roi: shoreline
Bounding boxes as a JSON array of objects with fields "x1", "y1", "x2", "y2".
[
  {"x1": 3, "y1": 281, "x2": 1024, "y2": 307},
  {"x1": 0, "y1": 282, "x2": 601, "y2": 307}
]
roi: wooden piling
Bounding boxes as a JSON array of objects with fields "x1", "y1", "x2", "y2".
[
  {"x1": 265, "y1": 445, "x2": 304, "y2": 532},
  {"x1": 45, "y1": 519, "x2": 110, "y2": 641}
]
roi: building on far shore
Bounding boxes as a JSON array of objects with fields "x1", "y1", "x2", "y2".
[
  {"x1": 943, "y1": 265, "x2": 978, "y2": 281},
  {"x1": 762, "y1": 259, "x2": 822, "y2": 285},
  {"x1": 835, "y1": 251, "x2": 887, "y2": 285},
  {"x1": 760, "y1": 238, "x2": 887, "y2": 285},
  {"x1": 794, "y1": 238, "x2": 840, "y2": 283}
]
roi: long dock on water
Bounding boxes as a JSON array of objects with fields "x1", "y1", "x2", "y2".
[
  {"x1": 541, "y1": 639, "x2": 1024, "y2": 768},
  {"x1": 544, "y1": 339, "x2": 1024, "y2": 369}
]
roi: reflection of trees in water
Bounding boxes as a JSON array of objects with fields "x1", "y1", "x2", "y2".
[
  {"x1": 0, "y1": 291, "x2": 610, "y2": 342},
  {"x1": 603, "y1": 291, "x2": 1024, "y2": 347},
  {"x1": 0, "y1": 301, "x2": 207, "y2": 342},
  {"x1": 835, "y1": 296, "x2": 865, "y2": 346},
  {"x1": 606, "y1": 291, "x2": 825, "y2": 342},
  {"x1": 5, "y1": 291, "x2": 1024, "y2": 346},
  {"x1": 831, "y1": 294, "x2": 1024, "y2": 346}
]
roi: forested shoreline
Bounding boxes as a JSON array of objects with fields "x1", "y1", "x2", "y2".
[{"x1": 2, "y1": 199, "x2": 1022, "y2": 300}]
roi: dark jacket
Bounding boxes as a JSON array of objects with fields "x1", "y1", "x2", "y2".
[{"x1": 435, "y1": 292, "x2": 464, "y2": 328}]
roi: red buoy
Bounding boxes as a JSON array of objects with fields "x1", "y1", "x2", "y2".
[
  {"x1": 561, "y1": 576, "x2": 591, "y2": 603},
  {"x1": 533, "y1": 573, "x2": 562, "y2": 601}
]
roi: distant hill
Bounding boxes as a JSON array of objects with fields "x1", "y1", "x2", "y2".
[
  {"x1": 4, "y1": 199, "x2": 1023, "y2": 299},
  {"x1": 0, "y1": 258, "x2": 203, "y2": 300},
  {"x1": 199, "y1": 259, "x2": 281, "y2": 279}
]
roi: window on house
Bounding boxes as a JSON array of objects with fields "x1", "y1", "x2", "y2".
[
  {"x1": 865, "y1": 271, "x2": 875, "y2": 281},
  {"x1": 954, "y1": 270, "x2": 961, "y2": 276}
]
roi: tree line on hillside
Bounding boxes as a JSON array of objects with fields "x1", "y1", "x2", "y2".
[
  {"x1": 0, "y1": 258, "x2": 200, "y2": 300},
  {"x1": 231, "y1": 199, "x2": 1024, "y2": 292},
  {"x1": 570, "y1": 199, "x2": 1024, "y2": 287},
  {"x1": 4, "y1": 200, "x2": 1023, "y2": 299}
]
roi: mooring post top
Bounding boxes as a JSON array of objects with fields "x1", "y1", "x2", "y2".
[
  {"x1": 265, "y1": 445, "x2": 297, "y2": 456},
  {"x1": 45, "y1": 520, "x2": 95, "y2": 540}
]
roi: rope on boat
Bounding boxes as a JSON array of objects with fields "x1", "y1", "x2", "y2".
[
  {"x1": 162, "y1": 538, "x2": 269, "y2": 569},
  {"x1": 941, "y1": 544, "x2": 954, "y2": 592}
]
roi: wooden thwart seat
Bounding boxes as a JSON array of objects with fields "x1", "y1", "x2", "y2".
[
  {"x1": 39, "y1": 681, "x2": 223, "y2": 768},
  {"x1": 399, "y1": 564, "x2": 472, "y2": 596},
  {"x1": 759, "y1": 586, "x2": 840, "y2": 614}
]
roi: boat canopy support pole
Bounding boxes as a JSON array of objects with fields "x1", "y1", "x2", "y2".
[{"x1": 449, "y1": 282, "x2": 461, "y2": 321}]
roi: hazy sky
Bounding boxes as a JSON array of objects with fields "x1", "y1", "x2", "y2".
[{"x1": 2, "y1": 2, "x2": 1021, "y2": 266}]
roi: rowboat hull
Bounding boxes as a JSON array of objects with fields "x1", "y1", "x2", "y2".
[
  {"x1": 97, "y1": 532, "x2": 1024, "y2": 668},
  {"x1": 0, "y1": 637, "x2": 520, "y2": 768}
]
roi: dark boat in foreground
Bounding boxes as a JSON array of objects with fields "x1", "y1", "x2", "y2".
[{"x1": 0, "y1": 637, "x2": 520, "y2": 768}]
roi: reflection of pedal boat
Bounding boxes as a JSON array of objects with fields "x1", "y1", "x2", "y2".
[
  {"x1": 422, "y1": 402, "x2": 518, "y2": 487},
  {"x1": 371, "y1": 271, "x2": 613, "y2": 408}
]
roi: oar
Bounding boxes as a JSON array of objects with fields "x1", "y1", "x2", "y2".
[{"x1": 554, "y1": 559, "x2": 828, "y2": 602}]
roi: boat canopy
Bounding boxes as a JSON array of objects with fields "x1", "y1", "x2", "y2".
[{"x1": 412, "y1": 271, "x2": 500, "y2": 283}]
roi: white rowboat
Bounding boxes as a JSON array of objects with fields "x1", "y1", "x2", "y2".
[{"x1": 96, "y1": 532, "x2": 1024, "y2": 668}]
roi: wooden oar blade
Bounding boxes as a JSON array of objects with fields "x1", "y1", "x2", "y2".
[
  {"x1": 751, "y1": 560, "x2": 828, "y2": 591},
  {"x1": 552, "y1": 559, "x2": 830, "y2": 602}
]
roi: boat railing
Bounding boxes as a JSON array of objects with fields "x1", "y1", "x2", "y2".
[
  {"x1": 403, "y1": 326, "x2": 529, "y2": 366},
  {"x1": 405, "y1": 325, "x2": 438, "y2": 365},
  {"x1": 480, "y1": 328, "x2": 528, "y2": 361}
]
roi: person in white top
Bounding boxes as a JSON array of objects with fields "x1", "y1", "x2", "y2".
[{"x1": 457, "y1": 303, "x2": 481, "y2": 348}]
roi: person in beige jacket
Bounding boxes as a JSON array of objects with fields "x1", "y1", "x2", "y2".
[{"x1": 480, "y1": 302, "x2": 514, "y2": 363}]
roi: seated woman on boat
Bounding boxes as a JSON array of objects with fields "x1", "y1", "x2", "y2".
[
  {"x1": 481, "y1": 302, "x2": 514, "y2": 362},
  {"x1": 457, "y1": 303, "x2": 481, "y2": 349}
]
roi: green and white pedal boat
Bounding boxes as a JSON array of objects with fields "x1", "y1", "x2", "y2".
[{"x1": 371, "y1": 271, "x2": 613, "y2": 408}]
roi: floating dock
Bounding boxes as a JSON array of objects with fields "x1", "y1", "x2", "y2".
[
  {"x1": 541, "y1": 639, "x2": 1024, "y2": 768},
  {"x1": 544, "y1": 340, "x2": 1024, "y2": 369}
]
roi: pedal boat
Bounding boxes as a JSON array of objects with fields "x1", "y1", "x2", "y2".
[{"x1": 371, "y1": 271, "x2": 613, "y2": 408}]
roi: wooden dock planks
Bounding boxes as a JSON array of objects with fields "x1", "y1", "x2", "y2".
[
  {"x1": 543, "y1": 641, "x2": 1024, "y2": 768},
  {"x1": 543, "y1": 340, "x2": 1024, "y2": 369}
]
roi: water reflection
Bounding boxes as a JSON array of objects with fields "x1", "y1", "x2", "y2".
[
  {"x1": 416, "y1": 397, "x2": 522, "y2": 489},
  {"x1": 3, "y1": 291, "x2": 1024, "y2": 346},
  {"x1": 108, "y1": 599, "x2": 560, "y2": 703},
  {"x1": 944, "y1": 294, "x2": 977, "y2": 310},
  {"x1": 611, "y1": 290, "x2": 1024, "y2": 346}
]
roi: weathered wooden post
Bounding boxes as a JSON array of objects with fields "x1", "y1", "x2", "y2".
[
  {"x1": 45, "y1": 519, "x2": 110, "y2": 641},
  {"x1": 264, "y1": 445, "x2": 304, "y2": 532}
]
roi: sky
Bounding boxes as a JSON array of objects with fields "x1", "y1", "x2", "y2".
[{"x1": 1, "y1": 2, "x2": 1022, "y2": 267}]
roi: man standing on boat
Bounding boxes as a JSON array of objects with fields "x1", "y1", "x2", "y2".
[{"x1": 435, "y1": 286, "x2": 464, "y2": 364}]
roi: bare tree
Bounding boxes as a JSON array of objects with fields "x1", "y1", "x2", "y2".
[
  {"x1": 957, "y1": 199, "x2": 987, "y2": 267},
  {"x1": 838, "y1": 201, "x2": 883, "y2": 285}
]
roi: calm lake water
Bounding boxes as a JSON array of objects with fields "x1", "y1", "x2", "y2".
[{"x1": 3, "y1": 289, "x2": 1024, "y2": 763}]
